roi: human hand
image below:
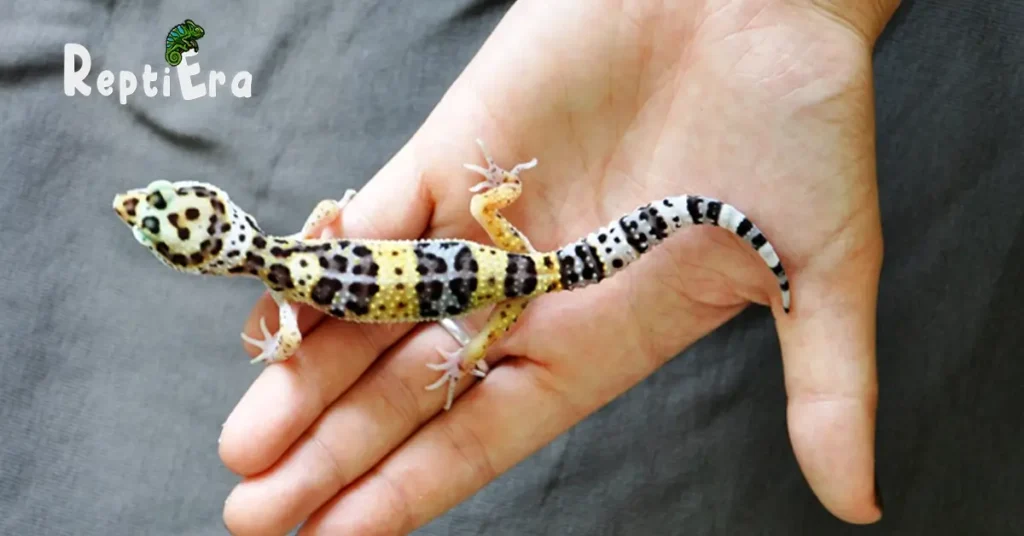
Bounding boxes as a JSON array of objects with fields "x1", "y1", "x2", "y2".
[{"x1": 220, "y1": 0, "x2": 899, "y2": 533}]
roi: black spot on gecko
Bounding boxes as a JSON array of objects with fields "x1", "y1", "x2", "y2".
[
  {"x1": 618, "y1": 217, "x2": 646, "y2": 253},
  {"x1": 686, "y1": 197, "x2": 703, "y2": 224},
  {"x1": 123, "y1": 198, "x2": 139, "y2": 217},
  {"x1": 252, "y1": 236, "x2": 267, "y2": 249},
  {"x1": 751, "y1": 233, "x2": 767, "y2": 249},
  {"x1": 177, "y1": 228, "x2": 190, "y2": 240},
  {"x1": 503, "y1": 254, "x2": 537, "y2": 297},
  {"x1": 345, "y1": 282, "x2": 379, "y2": 317},
  {"x1": 267, "y1": 264, "x2": 294, "y2": 290},
  {"x1": 735, "y1": 218, "x2": 753, "y2": 238},
  {"x1": 454, "y1": 246, "x2": 478, "y2": 272},
  {"x1": 585, "y1": 242, "x2": 605, "y2": 282},
  {"x1": 311, "y1": 277, "x2": 343, "y2": 306},
  {"x1": 244, "y1": 215, "x2": 261, "y2": 233},
  {"x1": 705, "y1": 201, "x2": 722, "y2": 226},
  {"x1": 244, "y1": 252, "x2": 265, "y2": 273},
  {"x1": 643, "y1": 207, "x2": 669, "y2": 240},
  {"x1": 448, "y1": 277, "x2": 477, "y2": 312},
  {"x1": 186, "y1": 208, "x2": 201, "y2": 220},
  {"x1": 415, "y1": 281, "x2": 440, "y2": 318},
  {"x1": 558, "y1": 253, "x2": 577, "y2": 288},
  {"x1": 428, "y1": 281, "x2": 443, "y2": 300}
]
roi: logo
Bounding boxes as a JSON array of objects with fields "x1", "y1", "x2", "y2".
[
  {"x1": 64, "y1": 18, "x2": 252, "y2": 104},
  {"x1": 165, "y1": 19, "x2": 205, "y2": 67}
]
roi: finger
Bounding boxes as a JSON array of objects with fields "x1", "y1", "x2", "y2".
[
  {"x1": 777, "y1": 231, "x2": 883, "y2": 524},
  {"x1": 222, "y1": 322, "x2": 487, "y2": 536},
  {"x1": 295, "y1": 357, "x2": 578, "y2": 535},
  {"x1": 220, "y1": 318, "x2": 413, "y2": 475}
]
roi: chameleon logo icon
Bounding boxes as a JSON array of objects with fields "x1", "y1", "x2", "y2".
[{"x1": 165, "y1": 19, "x2": 205, "y2": 67}]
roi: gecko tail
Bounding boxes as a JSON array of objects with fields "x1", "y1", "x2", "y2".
[{"x1": 552, "y1": 195, "x2": 791, "y2": 313}]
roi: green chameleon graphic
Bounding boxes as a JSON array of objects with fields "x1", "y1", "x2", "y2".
[{"x1": 165, "y1": 19, "x2": 205, "y2": 66}]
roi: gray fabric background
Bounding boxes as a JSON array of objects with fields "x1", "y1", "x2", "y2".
[{"x1": 2, "y1": 0, "x2": 1022, "y2": 534}]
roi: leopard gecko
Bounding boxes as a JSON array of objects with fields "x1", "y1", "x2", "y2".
[{"x1": 113, "y1": 140, "x2": 791, "y2": 410}]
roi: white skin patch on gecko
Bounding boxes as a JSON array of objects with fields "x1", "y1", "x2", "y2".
[{"x1": 113, "y1": 140, "x2": 791, "y2": 410}]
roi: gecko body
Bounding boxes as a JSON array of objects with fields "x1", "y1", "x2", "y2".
[{"x1": 114, "y1": 141, "x2": 790, "y2": 409}]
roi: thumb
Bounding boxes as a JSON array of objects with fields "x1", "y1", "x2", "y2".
[{"x1": 777, "y1": 227, "x2": 884, "y2": 524}]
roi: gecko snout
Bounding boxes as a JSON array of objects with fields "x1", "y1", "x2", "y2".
[{"x1": 112, "y1": 192, "x2": 142, "y2": 226}]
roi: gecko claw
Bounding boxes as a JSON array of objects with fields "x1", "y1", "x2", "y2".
[
  {"x1": 463, "y1": 138, "x2": 537, "y2": 193},
  {"x1": 336, "y1": 188, "x2": 358, "y2": 210},
  {"x1": 241, "y1": 316, "x2": 281, "y2": 364},
  {"x1": 425, "y1": 346, "x2": 488, "y2": 410}
]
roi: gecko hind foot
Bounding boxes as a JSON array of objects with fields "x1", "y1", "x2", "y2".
[
  {"x1": 240, "y1": 316, "x2": 284, "y2": 364},
  {"x1": 464, "y1": 138, "x2": 537, "y2": 193},
  {"x1": 425, "y1": 346, "x2": 488, "y2": 410}
]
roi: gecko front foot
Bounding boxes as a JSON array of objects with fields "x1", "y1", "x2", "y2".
[
  {"x1": 425, "y1": 346, "x2": 489, "y2": 410},
  {"x1": 240, "y1": 316, "x2": 289, "y2": 364},
  {"x1": 464, "y1": 138, "x2": 537, "y2": 193}
]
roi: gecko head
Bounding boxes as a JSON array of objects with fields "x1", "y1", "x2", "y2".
[{"x1": 113, "y1": 180, "x2": 261, "y2": 276}]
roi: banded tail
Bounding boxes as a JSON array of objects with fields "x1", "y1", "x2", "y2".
[{"x1": 552, "y1": 195, "x2": 791, "y2": 312}]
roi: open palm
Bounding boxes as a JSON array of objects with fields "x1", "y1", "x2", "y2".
[{"x1": 220, "y1": 1, "x2": 896, "y2": 534}]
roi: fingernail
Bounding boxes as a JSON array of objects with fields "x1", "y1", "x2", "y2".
[{"x1": 874, "y1": 469, "x2": 885, "y2": 513}]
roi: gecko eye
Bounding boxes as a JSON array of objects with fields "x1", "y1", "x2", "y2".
[
  {"x1": 146, "y1": 191, "x2": 167, "y2": 210},
  {"x1": 142, "y1": 216, "x2": 161, "y2": 235},
  {"x1": 144, "y1": 180, "x2": 176, "y2": 208}
]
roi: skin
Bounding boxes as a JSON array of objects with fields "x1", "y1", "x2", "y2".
[{"x1": 219, "y1": 0, "x2": 900, "y2": 533}]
